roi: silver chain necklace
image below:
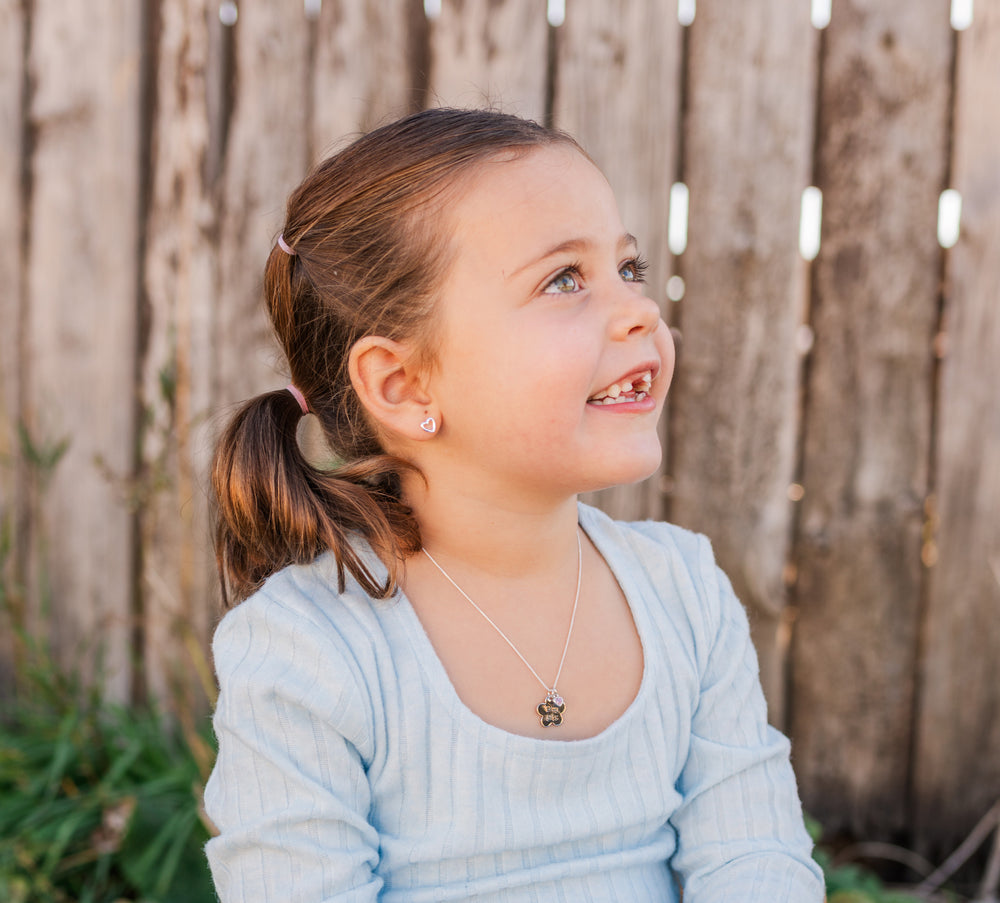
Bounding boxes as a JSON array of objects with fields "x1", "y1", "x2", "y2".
[{"x1": 421, "y1": 530, "x2": 582, "y2": 728}]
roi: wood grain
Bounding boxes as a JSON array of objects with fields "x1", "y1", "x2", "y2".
[
  {"x1": 913, "y1": 0, "x2": 1000, "y2": 854},
  {"x1": 667, "y1": 0, "x2": 817, "y2": 722},
  {"x1": 553, "y1": 0, "x2": 683, "y2": 523},
  {"x1": 427, "y1": 0, "x2": 548, "y2": 120},
  {"x1": 311, "y1": 0, "x2": 418, "y2": 157},
  {"x1": 789, "y1": 0, "x2": 952, "y2": 837},
  {"x1": 213, "y1": 5, "x2": 311, "y2": 410},
  {"x1": 22, "y1": 0, "x2": 143, "y2": 699},
  {"x1": 139, "y1": 0, "x2": 219, "y2": 709}
]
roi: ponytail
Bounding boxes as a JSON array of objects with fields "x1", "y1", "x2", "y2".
[{"x1": 211, "y1": 388, "x2": 421, "y2": 607}]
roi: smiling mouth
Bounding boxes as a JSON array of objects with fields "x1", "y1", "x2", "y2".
[{"x1": 587, "y1": 369, "x2": 654, "y2": 405}]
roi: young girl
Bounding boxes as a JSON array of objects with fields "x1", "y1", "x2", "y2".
[{"x1": 205, "y1": 108, "x2": 824, "y2": 902}]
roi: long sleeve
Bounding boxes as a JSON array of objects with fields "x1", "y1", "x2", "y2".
[
  {"x1": 666, "y1": 534, "x2": 824, "y2": 902},
  {"x1": 204, "y1": 588, "x2": 383, "y2": 903}
]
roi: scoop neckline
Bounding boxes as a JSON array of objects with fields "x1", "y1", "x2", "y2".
[{"x1": 390, "y1": 504, "x2": 654, "y2": 755}]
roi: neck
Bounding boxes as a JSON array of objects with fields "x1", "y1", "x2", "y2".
[{"x1": 403, "y1": 473, "x2": 581, "y2": 579}]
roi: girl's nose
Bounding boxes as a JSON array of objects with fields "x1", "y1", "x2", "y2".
[{"x1": 610, "y1": 284, "x2": 661, "y2": 340}]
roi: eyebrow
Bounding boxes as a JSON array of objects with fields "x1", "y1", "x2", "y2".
[{"x1": 507, "y1": 232, "x2": 638, "y2": 281}]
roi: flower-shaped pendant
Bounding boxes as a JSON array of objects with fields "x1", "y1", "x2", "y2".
[{"x1": 537, "y1": 692, "x2": 566, "y2": 727}]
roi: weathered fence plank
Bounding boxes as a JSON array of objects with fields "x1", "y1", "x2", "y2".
[
  {"x1": 914, "y1": 1, "x2": 1000, "y2": 855},
  {"x1": 553, "y1": 0, "x2": 682, "y2": 523},
  {"x1": 21, "y1": 1, "x2": 143, "y2": 700},
  {"x1": 427, "y1": 0, "x2": 548, "y2": 121},
  {"x1": 666, "y1": 1, "x2": 817, "y2": 722},
  {"x1": 139, "y1": 0, "x2": 219, "y2": 708},
  {"x1": 214, "y1": 6, "x2": 312, "y2": 411},
  {"x1": 789, "y1": 0, "x2": 952, "y2": 837},
  {"x1": 0, "y1": 0, "x2": 25, "y2": 693},
  {"x1": 311, "y1": 0, "x2": 421, "y2": 157}
]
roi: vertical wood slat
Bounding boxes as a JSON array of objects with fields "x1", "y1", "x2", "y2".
[
  {"x1": 789, "y1": 0, "x2": 953, "y2": 837},
  {"x1": 914, "y1": 0, "x2": 1000, "y2": 854},
  {"x1": 311, "y1": 0, "x2": 420, "y2": 157},
  {"x1": 22, "y1": 1, "x2": 143, "y2": 700},
  {"x1": 213, "y1": 7, "x2": 312, "y2": 412},
  {"x1": 553, "y1": 0, "x2": 683, "y2": 524},
  {"x1": 667, "y1": 2, "x2": 817, "y2": 721},
  {"x1": 0, "y1": 0, "x2": 25, "y2": 692},
  {"x1": 139, "y1": 0, "x2": 219, "y2": 708},
  {"x1": 427, "y1": 0, "x2": 549, "y2": 121}
]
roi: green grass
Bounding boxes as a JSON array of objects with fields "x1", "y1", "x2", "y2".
[{"x1": 0, "y1": 647, "x2": 216, "y2": 903}]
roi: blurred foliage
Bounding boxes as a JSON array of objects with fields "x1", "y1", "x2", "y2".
[
  {"x1": 806, "y1": 815, "x2": 964, "y2": 903},
  {"x1": 0, "y1": 633, "x2": 216, "y2": 903}
]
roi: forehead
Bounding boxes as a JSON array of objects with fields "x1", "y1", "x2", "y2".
[{"x1": 443, "y1": 145, "x2": 624, "y2": 272}]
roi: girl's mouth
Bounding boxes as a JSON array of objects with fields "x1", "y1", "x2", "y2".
[{"x1": 587, "y1": 369, "x2": 654, "y2": 405}]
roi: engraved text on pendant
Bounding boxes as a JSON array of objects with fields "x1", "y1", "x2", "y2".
[{"x1": 537, "y1": 693, "x2": 565, "y2": 727}]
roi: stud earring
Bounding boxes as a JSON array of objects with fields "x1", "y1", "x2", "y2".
[{"x1": 420, "y1": 417, "x2": 437, "y2": 434}]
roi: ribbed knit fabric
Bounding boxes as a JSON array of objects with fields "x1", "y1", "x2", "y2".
[{"x1": 205, "y1": 503, "x2": 824, "y2": 902}]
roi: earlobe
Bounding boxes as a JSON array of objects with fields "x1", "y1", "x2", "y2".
[{"x1": 348, "y1": 336, "x2": 438, "y2": 441}]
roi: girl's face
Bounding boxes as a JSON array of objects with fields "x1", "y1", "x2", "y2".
[{"x1": 422, "y1": 144, "x2": 674, "y2": 505}]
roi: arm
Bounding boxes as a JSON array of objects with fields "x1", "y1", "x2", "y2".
[
  {"x1": 204, "y1": 590, "x2": 382, "y2": 903},
  {"x1": 669, "y1": 536, "x2": 824, "y2": 902}
]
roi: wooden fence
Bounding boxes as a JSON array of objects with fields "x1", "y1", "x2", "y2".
[{"x1": 1, "y1": 0, "x2": 997, "y2": 865}]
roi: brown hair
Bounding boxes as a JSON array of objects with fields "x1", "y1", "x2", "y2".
[{"x1": 212, "y1": 108, "x2": 578, "y2": 606}]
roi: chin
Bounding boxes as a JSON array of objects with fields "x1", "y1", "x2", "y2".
[{"x1": 582, "y1": 447, "x2": 663, "y2": 494}]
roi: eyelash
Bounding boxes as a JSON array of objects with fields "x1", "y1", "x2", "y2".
[
  {"x1": 622, "y1": 255, "x2": 649, "y2": 284},
  {"x1": 543, "y1": 255, "x2": 649, "y2": 294}
]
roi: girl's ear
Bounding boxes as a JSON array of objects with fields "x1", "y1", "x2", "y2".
[{"x1": 348, "y1": 336, "x2": 438, "y2": 441}]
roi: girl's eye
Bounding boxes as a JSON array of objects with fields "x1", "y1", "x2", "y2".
[
  {"x1": 620, "y1": 256, "x2": 649, "y2": 284},
  {"x1": 543, "y1": 268, "x2": 582, "y2": 294}
]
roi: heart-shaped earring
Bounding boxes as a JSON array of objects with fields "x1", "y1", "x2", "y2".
[{"x1": 420, "y1": 417, "x2": 437, "y2": 434}]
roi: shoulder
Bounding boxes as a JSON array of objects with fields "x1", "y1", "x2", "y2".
[
  {"x1": 578, "y1": 501, "x2": 721, "y2": 598},
  {"x1": 579, "y1": 503, "x2": 714, "y2": 566},
  {"x1": 215, "y1": 550, "x2": 383, "y2": 647},
  {"x1": 212, "y1": 551, "x2": 393, "y2": 757},
  {"x1": 213, "y1": 552, "x2": 389, "y2": 675},
  {"x1": 577, "y1": 502, "x2": 743, "y2": 667}
]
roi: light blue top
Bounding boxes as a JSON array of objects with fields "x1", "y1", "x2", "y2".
[{"x1": 204, "y1": 503, "x2": 824, "y2": 902}]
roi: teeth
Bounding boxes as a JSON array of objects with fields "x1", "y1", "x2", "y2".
[
  {"x1": 592, "y1": 391, "x2": 648, "y2": 405},
  {"x1": 588, "y1": 370, "x2": 654, "y2": 403}
]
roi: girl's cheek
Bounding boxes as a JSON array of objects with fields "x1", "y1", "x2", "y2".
[{"x1": 655, "y1": 322, "x2": 676, "y2": 398}]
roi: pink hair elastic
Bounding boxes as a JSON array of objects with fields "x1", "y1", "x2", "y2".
[
  {"x1": 277, "y1": 234, "x2": 296, "y2": 255},
  {"x1": 286, "y1": 384, "x2": 309, "y2": 415}
]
